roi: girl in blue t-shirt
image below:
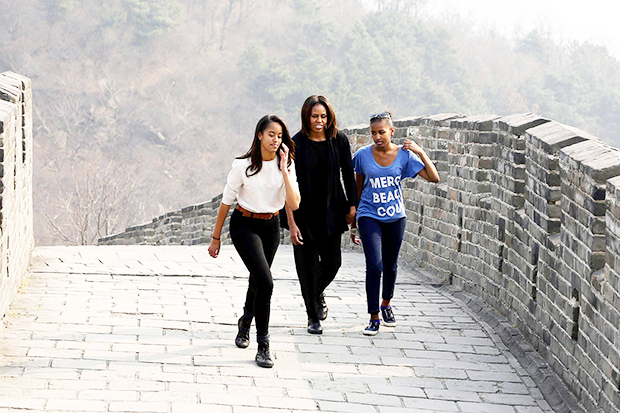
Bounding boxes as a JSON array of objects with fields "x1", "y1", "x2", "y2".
[{"x1": 352, "y1": 112, "x2": 439, "y2": 335}]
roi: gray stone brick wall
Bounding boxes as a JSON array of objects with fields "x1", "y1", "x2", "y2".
[
  {"x1": 353, "y1": 113, "x2": 616, "y2": 413},
  {"x1": 99, "y1": 112, "x2": 620, "y2": 411},
  {"x1": 0, "y1": 72, "x2": 34, "y2": 321},
  {"x1": 99, "y1": 194, "x2": 229, "y2": 246}
]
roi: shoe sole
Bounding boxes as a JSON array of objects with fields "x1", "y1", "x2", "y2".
[
  {"x1": 382, "y1": 321, "x2": 397, "y2": 327},
  {"x1": 363, "y1": 329, "x2": 379, "y2": 336},
  {"x1": 256, "y1": 360, "x2": 274, "y2": 368},
  {"x1": 308, "y1": 328, "x2": 323, "y2": 334}
]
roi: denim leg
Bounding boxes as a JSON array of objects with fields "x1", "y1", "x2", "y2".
[
  {"x1": 358, "y1": 217, "x2": 383, "y2": 315},
  {"x1": 381, "y1": 218, "x2": 406, "y2": 301}
]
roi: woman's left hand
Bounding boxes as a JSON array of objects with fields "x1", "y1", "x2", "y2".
[
  {"x1": 279, "y1": 143, "x2": 290, "y2": 172},
  {"x1": 402, "y1": 139, "x2": 422, "y2": 154}
]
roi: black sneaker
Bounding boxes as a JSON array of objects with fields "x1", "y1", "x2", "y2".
[
  {"x1": 255, "y1": 342, "x2": 273, "y2": 368},
  {"x1": 235, "y1": 316, "x2": 251, "y2": 348},
  {"x1": 363, "y1": 319, "x2": 380, "y2": 336},
  {"x1": 307, "y1": 319, "x2": 323, "y2": 335},
  {"x1": 316, "y1": 293, "x2": 328, "y2": 321},
  {"x1": 381, "y1": 306, "x2": 397, "y2": 326}
]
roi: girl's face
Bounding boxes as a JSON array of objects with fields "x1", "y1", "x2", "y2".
[
  {"x1": 309, "y1": 104, "x2": 328, "y2": 135},
  {"x1": 259, "y1": 122, "x2": 283, "y2": 155},
  {"x1": 370, "y1": 121, "x2": 394, "y2": 148}
]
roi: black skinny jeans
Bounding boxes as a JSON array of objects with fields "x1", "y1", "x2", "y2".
[
  {"x1": 293, "y1": 233, "x2": 342, "y2": 322},
  {"x1": 229, "y1": 209, "x2": 280, "y2": 341}
]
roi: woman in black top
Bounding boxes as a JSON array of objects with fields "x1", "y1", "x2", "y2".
[{"x1": 285, "y1": 95, "x2": 357, "y2": 334}]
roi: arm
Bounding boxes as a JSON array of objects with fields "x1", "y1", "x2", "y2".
[
  {"x1": 349, "y1": 172, "x2": 365, "y2": 245},
  {"x1": 339, "y1": 134, "x2": 358, "y2": 224},
  {"x1": 208, "y1": 203, "x2": 232, "y2": 258},
  {"x1": 285, "y1": 203, "x2": 303, "y2": 245},
  {"x1": 355, "y1": 172, "x2": 365, "y2": 214},
  {"x1": 280, "y1": 144, "x2": 301, "y2": 210},
  {"x1": 403, "y1": 139, "x2": 440, "y2": 182},
  {"x1": 209, "y1": 160, "x2": 243, "y2": 258}
]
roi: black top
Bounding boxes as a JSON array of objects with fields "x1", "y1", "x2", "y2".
[{"x1": 288, "y1": 130, "x2": 357, "y2": 241}]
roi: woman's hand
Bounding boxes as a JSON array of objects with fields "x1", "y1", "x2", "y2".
[
  {"x1": 279, "y1": 143, "x2": 290, "y2": 173},
  {"x1": 289, "y1": 224, "x2": 303, "y2": 245},
  {"x1": 403, "y1": 139, "x2": 440, "y2": 183},
  {"x1": 208, "y1": 238, "x2": 221, "y2": 258},
  {"x1": 402, "y1": 139, "x2": 422, "y2": 154},
  {"x1": 349, "y1": 227, "x2": 361, "y2": 245},
  {"x1": 346, "y1": 206, "x2": 356, "y2": 225}
]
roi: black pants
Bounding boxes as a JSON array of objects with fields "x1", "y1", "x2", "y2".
[
  {"x1": 293, "y1": 233, "x2": 342, "y2": 322},
  {"x1": 229, "y1": 209, "x2": 280, "y2": 340}
]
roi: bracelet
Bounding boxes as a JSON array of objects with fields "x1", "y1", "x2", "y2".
[
  {"x1": 349, "y1": 228, "x2": 357, "y2": 236},
  {"x1": 212, "y1": 235, "x2": 220, "y2": 240}
]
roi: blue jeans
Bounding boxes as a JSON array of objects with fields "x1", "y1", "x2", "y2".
[{"x1": 358, "y1": 217, "x2": 406, "y2": 314}]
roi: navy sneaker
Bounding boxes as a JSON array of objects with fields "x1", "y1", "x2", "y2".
[
  {"x1": 381, "y1": 306, "x2": 397, "y2": 326},
  {"x1": 363, "y1": 319, "x2": 380, "y2": 336}
]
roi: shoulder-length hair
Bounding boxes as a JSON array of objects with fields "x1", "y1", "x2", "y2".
[
  {"x1": 300, "y1": 95, "x2": 338, "y2": 139},
  {"x1": 237, "y1": 114, "x2": 295, "y2": 177}
]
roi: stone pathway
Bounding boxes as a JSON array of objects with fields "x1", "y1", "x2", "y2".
[{"x1": 0, "y1": 245, "x2": 555, "y2": 412}]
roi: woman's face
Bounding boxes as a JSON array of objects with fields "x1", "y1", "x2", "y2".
[
  {"x1": 370, "y1": 121, "x2": 394, "y2": 148},
  {"x1": 309, "y1": 104, "x2": 328, "y2": 135},
  {"x1": 258, "y1": 121, "x2": 283, "y2": 155}
]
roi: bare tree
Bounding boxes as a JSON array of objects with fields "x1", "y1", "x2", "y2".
[
  {"x1": 374, "y1": 0, "x2": 427, "y2": 17},
  {"x1": 46, "y1": 157, "x2": 141, "y2": 245}
]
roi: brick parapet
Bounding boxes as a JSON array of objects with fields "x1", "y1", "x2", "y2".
[
  {"x1": 0, "y1": 72, "x2": 34, "y2": 322},
  {"x1": 99, "y1": 194, "x2": 229, "y2": 246},
  {"x1": 99, "y1": 112, "x2": 620, "y2": 411}
]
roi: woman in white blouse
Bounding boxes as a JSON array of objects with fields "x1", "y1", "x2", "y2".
[{"x1": 208, "y1": 115, "x2": 300, "y2": 368}]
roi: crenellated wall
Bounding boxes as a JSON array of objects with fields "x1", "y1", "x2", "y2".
[
  {"x1": 0, "y1": 72, "x2": 34, "y2": 321},
  {"x1": 99, "y1": 112, "x2": 620, "y2": 412},
  {"x1": 98, "y1": 194, "x2": 227, "y2": 246},
  {"x1": 346, "y1": 113, "x2": 620, "y2": 413}
]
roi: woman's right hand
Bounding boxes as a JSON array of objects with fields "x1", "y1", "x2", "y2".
[
  {"x1": 289, "y1": 225, "x2": 303, "y2": 245},
  {"x1": 279, "y1": 143, "x2": 290, "y2": 173},
  {"x1": 208, "y1": 239, "x2": 221, "y2": 258}
]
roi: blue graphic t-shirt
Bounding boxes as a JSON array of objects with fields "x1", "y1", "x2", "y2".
[{"x1": 353, "y1": 145, "x2": 425, "y2": 222}]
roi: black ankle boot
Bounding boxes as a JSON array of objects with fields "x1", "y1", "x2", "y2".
[
  {"x1": 316, "y1": 293, "x2": 328, "y2": 321},
  {"x1": 307, "y1": 318, "x2": 323, "y2": 335},
  {"x1": 255, "y1": 342, "x2": 273, "y2": 368},
  {"x1": 235, "y1": 316, "x2": 251, "y2": 349}
]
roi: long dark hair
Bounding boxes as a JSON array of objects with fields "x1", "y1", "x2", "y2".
[
  {"x1": 300, "y1": 95, "x2": 338, "y2": 139},
  {"x1": 237, "y1": 114, "x2": 295, "y2": 177}
]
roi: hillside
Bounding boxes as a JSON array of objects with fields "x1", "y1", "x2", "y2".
[{"x1": 1, "y1": 0, "x2": 619, "y2": 244}]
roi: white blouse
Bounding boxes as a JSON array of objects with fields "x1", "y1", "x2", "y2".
[{"x1": 221, "y1": 157, "x2": 299, "y2": 213}]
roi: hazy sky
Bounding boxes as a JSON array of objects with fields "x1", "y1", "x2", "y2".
[{"x1": 426, "y1": 0, "x2": 620, "y2": 60}]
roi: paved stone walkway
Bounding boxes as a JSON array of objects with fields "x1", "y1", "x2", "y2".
[{"x1": 0, "y1": 245, "x2": 555, "y2": 412}]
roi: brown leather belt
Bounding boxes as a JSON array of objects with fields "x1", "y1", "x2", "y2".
[{"x1": 236, "y1": 204, "x2": 279, "y2": 220}]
